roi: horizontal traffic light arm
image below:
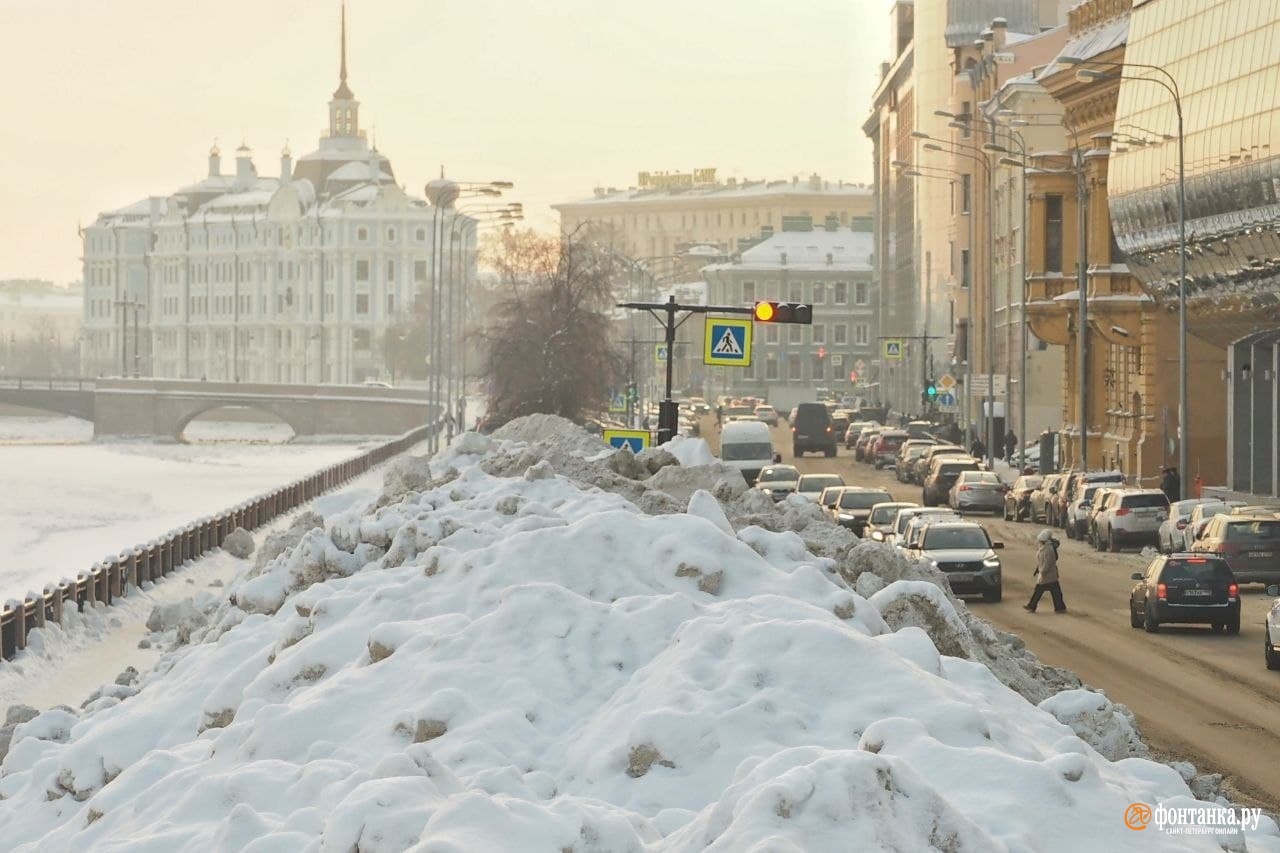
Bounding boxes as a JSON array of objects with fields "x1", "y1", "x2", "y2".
[{"x1": 753, "y1": 301, "x2": 813, "y2": 325}]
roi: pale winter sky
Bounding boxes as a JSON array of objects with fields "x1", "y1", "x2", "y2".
[{"x1": 1, "y1": 0, "x2": 892, "y2": 284}]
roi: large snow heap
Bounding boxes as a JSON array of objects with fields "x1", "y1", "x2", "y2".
[{"x1": 0, "y1": 415, "x2": 1274, "y2": 851}]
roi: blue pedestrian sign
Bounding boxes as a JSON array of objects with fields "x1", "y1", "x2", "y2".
[
  {"x1": 655, "y1": 344, "x2": 669, "y2": 364},
  {"x1": 703, "y1": 316, "x2": 753, "y2": 367},
  {"x1": 603, "y1": 428, "x2": 651, "y2": 453}
]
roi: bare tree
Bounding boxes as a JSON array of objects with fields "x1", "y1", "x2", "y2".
[{"x1": 477, "y1": 227, "x2": 624, "y2": 426}]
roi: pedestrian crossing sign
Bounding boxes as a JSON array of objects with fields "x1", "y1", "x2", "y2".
[
  {"x1": 703, "y1": 316, "x2": 753, "y2": 367},
  {"x1": 655, "y1": 344, "x2": 669, "y2": 364},
  {"x1": 603, "y1": 428, "x2": 651, "y2": 453},
  {"x1": 608, "y1": 390, "x2": 627, "y2": 414},
  {"x1": 883, "y1": 339, "x2": 904, "y2": 360}
]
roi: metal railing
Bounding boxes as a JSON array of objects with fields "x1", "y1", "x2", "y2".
[
  {"x1": 0, "y1": 377, "x2": 95, "y2": 391},
  {"x1": 0, "y1": 421, "x2": 440, "y2": 661}
]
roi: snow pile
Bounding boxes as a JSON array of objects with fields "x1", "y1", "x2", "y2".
[
  {"x1": 0, "y1": 418, "x2": 1275, "y2": 851},
  {"x1": 1039, "y1": 688, "x2": 1149, "y2": 762}
]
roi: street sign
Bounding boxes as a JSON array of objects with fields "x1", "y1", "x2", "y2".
[
  {"x1": 608, "y1": 390, "x2": 627, "y2": 414},
  {"x1": 883, "y1": 339, "x2": 904, "y2": 360},
  {"x1": 969, "y1": 374, "x2": 1007, "y2": 398},
  {"x1": 703, "y1": 316, "x2": 753, "y2": 367},
  {"x1": 603, "y1": 428, "x2": 651, "y2": 453},
  {"x1": 936, "y1": 391, "x2": 957, "y2": 407},
  {"x1": 938, "y1": 373, "x2": 956, "y2": 391},
  {"x1": 655, "y1": 344, "x2": 669, "y2": 364}
]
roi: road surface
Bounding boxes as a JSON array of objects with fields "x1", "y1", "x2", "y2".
[{"x1": 702, "y1": 417, "x2": 1280, "y2": 811}]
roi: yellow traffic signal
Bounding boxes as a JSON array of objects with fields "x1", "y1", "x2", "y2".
[
  {"x1": 752, "y1": 301, "x2": 813, "y2": 325},
  {"x1": 754, "y1": 301, "x2": 775, "y2": 322}
]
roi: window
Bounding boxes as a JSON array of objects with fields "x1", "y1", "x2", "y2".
[
  {"x1": 386, "y1": 259, "x2": 396, "y2": 281},
  {"x1": 811, "y1": 355, "x2": 825, "y2": 381},
  {"x1": 959, "y1": 103, "x2": 972, "y2": 139},
  {"x1": 788, "y1": 354, "x2": 802, "y2": 380},
  {"x1": 960, "y1": 249, "x2": 971, "y2": 289},
  {"x1": 834, "y1": 324, "x2": 847, "y2": 344},
  {"x1": 1045, "y1": 194, "x2": 1064, "y2": 272},
  {"x1": 812, "y1": 283, "x2": 825, "y2": 304},
  {"x1": 788, "y1": 282, "x2": 802, "y2": 302},
  {"x1": 961, "y1": 174, "x2": 972, "y2": 213},
  {"x1": 415, "y1": 228, "x2": 426, "y2": 242},
  {"x1": 742, "y1": 281, "x2": 756, "y2": 304},
  {"x1": 387, "y1": 293, "x2": 395, "y2": 314},
  {"x1": 812, "y1": 324, "x2": 825, "y2": 344},
  {"x1": 788, "y1": 325, "x2": 802, "y2": 345},
  {"x1": 387, "y1": 227, "x2": 397, "y2": 243},
  {"x1": 356, "y1": 260, "x2": 370, "y2": 282},
  {"x1": 854, "y1": 281, "x2": 868, "y2": 305},
  {"x1": 766, "y1": 357, "x2": 779, "y2": 380},
  {"x1": 414, "y1": 260, "x2": 427, "y2": 282},
  {"x1": 834, "y1": 282, "x2": 848, "y2": 305},
  {"x1": 356, "y1": 293, "x2": 369, "y2": 314},
  {"x1": 765, "y1": 325, "x2": 779, "y2": 344},
  {"x1": 854, "y1": 324, "x2": 869, "y2": 346},
  {"x1": 357, "y1": 227, "x2": 368, "y2": 242}
]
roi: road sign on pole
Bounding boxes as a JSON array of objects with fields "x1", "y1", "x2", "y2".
[
  {"x1": 655, "y1": 344, "x2": 669, "y2": 364},
  {"x1": 602, "y1": 428, "x2": 651, "y2": 453},
  {"x1": 608, "y1": 390, "x2": 627, "y2": 414},
  {"x1": 938, "y1": 374, "x2": 956, "y2": 391},
  {"x1": 883, "y1": 339, "x2": 904, "y2": 360},
  {"x1": 703, "y1": 317, "x2": 753, "y2": 367}
]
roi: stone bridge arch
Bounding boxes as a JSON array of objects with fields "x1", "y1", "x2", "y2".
[{"x1": 172, "y1": 401, "x2": 304, "y2": 443}]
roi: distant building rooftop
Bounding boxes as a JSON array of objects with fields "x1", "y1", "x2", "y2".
[{"x1": 555, "y1": 173, "x2": 871, "y2": 209}]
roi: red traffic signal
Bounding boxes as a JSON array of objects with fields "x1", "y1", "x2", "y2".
[{"x1": 752, "y1": 301, "x2": 813, "y2": 325}]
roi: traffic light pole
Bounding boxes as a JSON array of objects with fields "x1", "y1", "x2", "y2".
[
  {"x1": 880, "y1": 332, "x2": 945, "y2": 416},
  {"x1": 617, "y1": 295, "x2": 754, "y2": 444}
]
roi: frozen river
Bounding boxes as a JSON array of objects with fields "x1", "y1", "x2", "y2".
[{"x1": 0, "y1": 415, "x2": 387, "y2": 602}]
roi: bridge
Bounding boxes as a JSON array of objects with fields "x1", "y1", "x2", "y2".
[{"x1": 0, "y1": 377, "x2": 435, "y2": 440}]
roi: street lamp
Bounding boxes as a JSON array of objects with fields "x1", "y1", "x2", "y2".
[{"x1": 1064, "y1": 55, "x2": 1188, "y2": 497}]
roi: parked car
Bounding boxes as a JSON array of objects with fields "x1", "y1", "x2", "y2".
[
  {"x1": 752, "y1": 464, "x2": 800, "y2": 501},
  {"x1": 1029, "y1": 474, "x2": 1064, "y2": 524},
  {"x1": 911, "y1": 520, "x2": 1005, "y2": 602},
  {"x1": 796, "y1": 473, "x2": 845, "y2": 502},
  {"x1": 1003, "y1": 474, "x2": 1043, "y2": 521},
  {"x1": 1265, "y1": 584, "x2": 1280, "y2": 670},
  {"x1": 948, "y1": 470, "x2": 1007, "y2": 514},
  {"x1": 830, "y1": 487, "x2": 895, "y2": 535},
  {"x1": 897, "y1": 441, "x2": 936, "y2": 483},
  {"x1": 871, "y1": 430, "x2": 909, "y2": 469},
  {"x1": 904, "y1": 420, "x2": 938, "y2": 441},
  {"x1": 831, "y1": 409, "x2": 853, "y2": 437},
  {"x1": 1183, "y1": 501, "x2": 1238, "y2": 550},
  {"x1": 864, "y1": 501, "x2": 919, "y2": 542},
  {"x1": 1189, "y1": 515, "x2": 1280, "y2": 585},
  {"x1": 754, "y1": 405, "x2": 779, "y2": 426},
  {"x1": 845, "y1": 420, "x2": 877, "y2": 449},
  {"x1": 1060, "y1": 470, "x2": 1126, "y2": 532},
  {"x1": 855, "y1": 429, "x2": 882, "y2": 462},
  {"x1": 791, "y1": 402, "x2": 838, "y2": 457},
  {"x1": 913, "y1": 445, "x2": 968, "y2": 484},
  {"x1": 1158, "y1": 499, "x2": 1213, "y2": 553},
  {"x1": 888, "y1": 506, "x2": 960, "y2": 547},
  {"x1": 818, "y1": 485, "x2": 847, "y2": 517},
  {"x1": 923, "y1": 457, "x2": 980, "y2": 506},
  {"x1": 1092, "y1": 489, "x2": 1170, "y2": 551},
  {"x1": 1084, "y1": 487, "x2": 1128, "y2": 549},
  {"x1": 1129, "y1": 554, "x2": 1239, "y2": 633},
  {"x1": 1067, "y1": 480, "x2": 1125, "y2": 540}
]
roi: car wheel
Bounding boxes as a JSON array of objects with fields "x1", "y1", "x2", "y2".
[
  {"x1": 983, "y1": 588, "x2": 1002, "y2": 603},
  {"x1": 1130, "y1": 605, "x2": 1143, "y2": 629},
  {"x1": 1108, "y1": 528, "x2": 1120, "y2": 552},
  {"x1": 1144, "y1": 604, "x2": 1160, "y2": 633},
  {"x1": 1212, "y1": 622, "x2": 1225, "y2": 633},
  {"x1": 1226, "y1": 616, "x2": 1240, "y2": 636},
  {"x1": 1266, "y1": 629, "x2": 1280, "y2": 670}
]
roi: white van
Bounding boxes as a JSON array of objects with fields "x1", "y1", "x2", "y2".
[{"x1": 719, "y1": 420, "x2": 775, "y2": 486}]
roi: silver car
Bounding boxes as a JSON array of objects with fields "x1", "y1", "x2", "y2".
[
  {"x1": 947, "y1": 470, "x2": 1007, "y2": 514},
  {"x1": 1093, "y1": 489, "x2": 1170, "y2": 551},
  {"x1": 909, "y1": 520, "x2": 1005, "y2": 602},
  {"x1": 888, "y1": 506, "x2": 961, "y2": 547},
  {"x1": 1158, "y1": 498, "x2": 1213, "y2": 553}
]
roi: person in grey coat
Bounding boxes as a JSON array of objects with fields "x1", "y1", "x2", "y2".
[{"x1": 1024, "y1": 529, "x2": 1067, "y2": 613}]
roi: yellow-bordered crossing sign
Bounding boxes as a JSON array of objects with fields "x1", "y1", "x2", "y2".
[{"x1": 704, "y1": 316, "x2": 753, "y2": 367}]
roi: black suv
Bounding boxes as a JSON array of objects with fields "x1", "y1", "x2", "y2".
[
  {"x1": 791, "y1": 402, "x2": 837, "y2": 457},
  {"x1": 1129, "y1": 554, "x2": 1240, "y2": 634}
]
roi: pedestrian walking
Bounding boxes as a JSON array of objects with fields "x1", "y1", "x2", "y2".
[
  {"x1": 970, "y1": 437, "x2": 987, "y2": 460},
  {"x1": 1004, "y1": 430, "x2": 1018, "y2": 462},
  {"x1": 1160, "y1": 466, "x2": 1180, "y2": 502},
  {"x1": 1024, "y1": 529, "x2": 1067, "y2": 613}
]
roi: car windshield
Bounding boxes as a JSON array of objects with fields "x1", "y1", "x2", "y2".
[
  {"x1": 960, "y1": 472, "x2": 1000, "y2": 484},
  {"x1": 840, "y1": 491, "x2": 892, "y2": 509},
  {"x1": 870, "y1": 504, "x2": 905, "y2": 523},
  {"x1": 1161, "y1": 559, "x2": 1233, "y2": 582},
  {"x1": 1170, "y1": 499, "x2": 1203, "y2": 519},
  {"x1": 1081, "y1": 486, "x2": 1102, "y2": 502},
  {"x1": 923, "y1": 527, "x2": 990, "y2": 550},
  {"x1": 799, "y1": 475, "x2": 843, "y2": 491},
  {"x1": 1198, "y1": 504, "x2": 1228, "y2": 520},
  {"x1": 1122, "y1": 493, "x2": 1170, "y2": 509},
  {"x1": 721, "y1": 442, "x2": 772, "y2": 461},
  {"x1": 756, "y1": 467, "x2": 798, "y2": 483},
  {"x1": 1223, "y1": 520, "x2": 1280, "y2": 542}
]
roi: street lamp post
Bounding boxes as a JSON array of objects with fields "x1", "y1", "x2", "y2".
[{"x1": 1068, "y1": 57, "x2": 1188, "y2": 498}]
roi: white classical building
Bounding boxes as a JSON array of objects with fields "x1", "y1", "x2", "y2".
[{"x1": 81, "y1": 12, "x2": 472, "y2": 384}]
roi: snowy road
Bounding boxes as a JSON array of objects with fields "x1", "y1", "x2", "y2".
[
  {"x1": 0, "y1": 417, "x2": 385, "y2": 603},
  {"x1": 705, "y1": 418, "x2": 1280, "y2": 812}
]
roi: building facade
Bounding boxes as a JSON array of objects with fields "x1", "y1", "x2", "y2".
[
  {"x1": 701, "y1": 221, "x2": 876, "y2": 412},
  {"x1": 81, "y1": 12, "x2": 472, "y2": 384},
  {"x1": 553, "y1": 171, "x2": 872, "y2": 263}
]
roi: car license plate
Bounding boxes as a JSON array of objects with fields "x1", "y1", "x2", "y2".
[
  {"x1": 1251, "y1": 552, "x2": 1274, "y2": 558},
  {"x1": 1183, "y1": 589, "x2": 1211, "y2": 597},
  {"x1": 949, "y1": 574, "x2": 973, "y2": 584}
]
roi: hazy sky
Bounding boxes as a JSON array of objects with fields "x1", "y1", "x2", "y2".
[{"x1": 2, "y1": 0, "x2": 892, "y2": 284}]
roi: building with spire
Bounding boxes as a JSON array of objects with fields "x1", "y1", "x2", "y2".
[{"x1": 81, "y1": 4, "x2": 471, "y2": 385}]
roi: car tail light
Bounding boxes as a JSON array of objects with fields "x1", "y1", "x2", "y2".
[
  {"x1": 1115, "y1": 508, "x2": 1131, "y2": 516},
  {"x1": 1228, "y1": 583, "x2": 1239, "y2": 599},
  {"x1": 825, "y1": 426, "x2": 832, "y2": 433},
  {"x1": 1176, "y1": 520, "x2": 1187, "y2": 529},
  {"x1": 958, "y1": 485, "x2": 971, "y2": 491},
  {"x1": 1157, "y1": 583, "x2": 1167, "y2": 600}
]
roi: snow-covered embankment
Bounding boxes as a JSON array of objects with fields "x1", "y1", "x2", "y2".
[{"x1": 0, "y1": 415, "x2": 1274, "y2": 851}]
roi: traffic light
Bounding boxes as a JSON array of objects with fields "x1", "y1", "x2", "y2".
[
  {"x1": 753, "y1": 301, "x2": 813, "y2": 325},
  {"x1": 922, "y1": 379, "x2": 937, "y2": 406}
]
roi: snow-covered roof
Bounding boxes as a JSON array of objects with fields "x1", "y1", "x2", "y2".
[
  {"x1": 327, "y1": 161, "x2": 392, "y2": 183},
  {"x1": 1041, "y1": 14, "x2": 1127, "y2": 78},
  {"x1": 556, "y1": 179, "x2": 871, "y2": 209},
  {"x1": 705, "y1": 229, "x2": 874, "y2": 272},
  {"x1": 945, "y1": 0, "x2": 1043, "y2": 47}
]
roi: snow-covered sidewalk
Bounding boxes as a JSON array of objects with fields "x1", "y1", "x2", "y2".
[{"x1": 0, "y1": 419, "x2": 1273, "y2": 851}]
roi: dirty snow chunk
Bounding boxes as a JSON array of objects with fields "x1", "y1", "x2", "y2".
[
  {"x1": 855, "y1": 571, "x2": 887, "y2": 598},
  {"x1": 490, "y1": 413, "x2": 603, "y2": 455},
  {"x1": 663, "y1": 435, "x2": 716, "y2": 467},
  {"x1": 253, "y1": 510, "x2": 324, "y2": 572},
  {"x1": 687, "y1": 490, "x2": 734, "y2": 535},
  {"x1": 869, "y1": 580, "x2": 974, "y2": 659},
  {"x1": 646, "y1": 463, "x2": 747, "y2": 503},
  {"x1": 605, "y1": 446, "x2": 648, "y2": 481},
  {"x1": 636, "y1": 446, "x2": 679, "y2": 474},
  {"x1": 221, "y1": 527, "x2": 255, "y2": 559},
  {"x1": 234, "y1": 529, "x2": 364, "y2": 615},
  {"x1": 1038, "y1": 688, "x2": 1149, "y2": 761}
]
